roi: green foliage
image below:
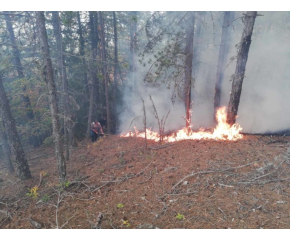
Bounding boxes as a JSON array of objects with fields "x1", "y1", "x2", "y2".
[
  {"x1": 64, "y1": 181, "x2": 70, "y2": 188},
  {"x1": 176, "y1": 213, "x2": 185, "y2": 220},
  {"x1": 117, "y1": 203, "x2": 124, "y2": 208},
  {"x1": 26, "y1": 186, "x2": 39, "y2": 199},
  {"x1": 57, "y1": 180, "x2": 71, "y2": 189},
  {"x1": 122, "y1": 220, "x2": 130, "y2": 227}
]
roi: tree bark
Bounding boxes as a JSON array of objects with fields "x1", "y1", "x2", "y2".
[
  {"x1": 130, "y1": 11, "x2": 138, "y2": 91},
  {"x1": 93, "y1": 12, "x2": 105, "y2": 120},
  {"x1": 4, "y1": 11, "x2": 35, "y2": 121},
  {"x1": 184, "y1": 12, "x2": 195, "y2": 129},
  {"x1": 77, "y1": 11, "x2": 89, "y2": 97},
  {"x1": 214, "y1": 11, "x2": 235, "y2": 120},
  {"x1": 113, "y1": 11, "x2": 119, "y2": 133},
  {"x1": 0, "y1": 75, "x2": 31, "y2": 179},
  {"x1": 52, "y1": 11, "x2": 72, "y2": 161},
  {"x1": 36, "y1": 11, "x2": 66, "y2": 183},
  {"x1": 99, "y1": 11, "x2": 111, "y2": 133},
  {"x1": 0, "y1": 123, "x2": 14, "y2": 174},
  {"x1": 86, "y1": 12, "x2": 99, "y2": 138},
  {"x1": 192, "y1": 15, "x2": 201, "y2": 79},
  {"x1": 4, "y1": 11, "x2": 40, "y2": 148},
  {"x1": 227, "y1": 11, "x2": 257, "y2": 126}
]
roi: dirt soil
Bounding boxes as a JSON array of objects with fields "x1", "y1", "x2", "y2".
[{"x1": 1, "y1": 134, "x2": 290, "y2": 229}]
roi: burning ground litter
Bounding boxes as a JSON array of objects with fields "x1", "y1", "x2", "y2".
[
  {"x1": 121, "y1": 107, "x2": 243, "y2": 142},
  {"x1": 0, "y1": 134, "x2": 290, "y2": 228}
]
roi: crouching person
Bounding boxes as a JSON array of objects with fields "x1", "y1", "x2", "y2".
[
  {"x1": 91, "y1": 122, "x2": 97, "y2": 142},
  {"x1": 91, "y1": 121, "x2": 104, "y2": 142}
]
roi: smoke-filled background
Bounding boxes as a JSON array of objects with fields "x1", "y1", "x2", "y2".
[{"x1": 118, "y1": 11, "x2": 290, "y2": 134}]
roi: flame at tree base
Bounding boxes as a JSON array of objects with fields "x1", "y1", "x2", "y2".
[{"x1": 121, "y1": 107, "x2": 243, "y2": 142}]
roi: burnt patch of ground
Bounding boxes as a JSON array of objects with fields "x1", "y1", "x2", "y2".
[{"x1": 0, "y1": 134, "x2": 290, "y2": 229}]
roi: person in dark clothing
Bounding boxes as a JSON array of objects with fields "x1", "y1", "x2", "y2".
[{"x1": 91, "y1": 121, "x2": 104, "y2": 142}]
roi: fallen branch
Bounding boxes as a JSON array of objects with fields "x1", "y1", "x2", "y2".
[
  {"x1": 171, "y1": 162, "x2": 254, "y2": 190},
  {"x1": 60, "y1": 213, "x2": 76, "y2": 229},
  {"x1": 164, "y1": 191, "x2": 198, "y2": 196},
  {"x1": 237, "y1": 176, "x2": 290, "y2": 185},
  {"x1": 218, "y1": 207, "x2": 227, "y2": 220},
  {"x1": 92, "y1": 213, "x2": 104, "y2": 229},
  {"x1": 92, "y1": 182, "x2": 111, "y2": 193},
  {"x1": 218, "y1": 183, "x2": 234, "y2": 188}
]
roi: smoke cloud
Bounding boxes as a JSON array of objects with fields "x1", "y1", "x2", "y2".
[{"x1": 119, "y1": 11, "x2": 290, "y2": 135}]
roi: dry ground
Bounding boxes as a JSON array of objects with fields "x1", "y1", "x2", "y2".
[{"x1": 0, "y1": 134, "x2": 290, "y2": 229}]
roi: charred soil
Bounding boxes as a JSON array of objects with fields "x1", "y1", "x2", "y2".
[{"x1": 1, "y1": 134, "x2": 290, "y2": 229}]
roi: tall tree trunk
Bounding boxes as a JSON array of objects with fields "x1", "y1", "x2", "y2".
[
  {"x1": 0, "y1": 123, "x2": 14, "y2": 174},
  {"x1": 99, "y1": 11, "x2": 111, "y2": 133},
  {"x1": 93, "y1": 12, "x2": 105, "y2": 120},
  {"x1": 77, "y1": 11, "x2": 89, "y2": 97},
  {"x1": 4, "y1": 11, "x2": 40, "y2": 147},
  {"x1": 36, "y1": 11, "x2": 66, "y2": 183},
  {"x1": 0, "y1": 75, "x2": 31, "y2": 179},
  {"x1": 184, "y1": 12, "x2": 195, "y2": 129},
  {"x1": 130, "y1": 11, "x2": 138, "y2": 91},
  {"x1": 214, "y1": 11, "x2": 235, "y2": 120},
  {"x1": 4, "y1": 11, "x2": 35, "y2": 121},
  {"x1": 227, "y1": 11, "x2": 257, "y2": 126},
  {"x1": 113, "y1": 11, "x2": 119, "y2": 133},
  {"x1": 52, "y1": 11, "x2": 72, "y2": 161},
  {"x1": 192, "y1": 14, "x2": 201, "y2": 79},
  {"x1": 93, "y1": 12, "x2": 101, "y2": 118},
  {"x1": 86, "y1": 12, "x2": 99, "y2": 138}
]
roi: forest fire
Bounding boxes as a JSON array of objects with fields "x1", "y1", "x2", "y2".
[{"x1": 121, "y1": 107, "x2": 243, "y2": 142}]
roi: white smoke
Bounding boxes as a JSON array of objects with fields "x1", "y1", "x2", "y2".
[{"x1": 119, "y1": 11, "x2": 290, "y2": 135}]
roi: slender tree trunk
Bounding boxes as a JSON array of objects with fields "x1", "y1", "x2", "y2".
[
  {"x1": 0, "y1": 124, "x2": 14, "y2": 174},
  {"x1": 86, "y1": 12, "x2": 99, "y2": 138},
  {"x1": 214, "y1": 11, "x2": 235, "y2": 120},
  {"x1": 93, "y1": 12, "x2": 102, "y2": 120},
  {"x1": 4, "y1": 11, "x2": 35, "y2": 121},
  {"x1": 113, "y1": 11, "x2": 119, "y2": 133},
  {"x1": 99, "y1": 11, "x2": 111, "y2": 133},
  {"x1": 36, "y1": 11, "x2": 66, "y2": 183},
  {"x1": 77, "y1": 11, "x2": 89, "y2": 97},
  {"x1": 130, "y1": 11, "x2": 138, "y2": 91},
  {"x1": 184, "y1": 12, "x2": 195, "y2": 129},
  {"x1": 52, "y1": 11, "x2": 72, "y2": 161},
  {"x1": 4, "y1": 11, "x2": 40, "y2": 147},
  {"x1": 0, "y1": 75, "x2": 31, "y2": 179},
  {"x1": 227, "y1": 11, "x2": 257, "y2": 126},
  {"x1": 192, "y1": 15, "x2": 201, "y2": 79}
]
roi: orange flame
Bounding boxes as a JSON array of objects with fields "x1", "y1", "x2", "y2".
[{"x1": 121, "y1": 107, "x2": 243, "y2": 142}]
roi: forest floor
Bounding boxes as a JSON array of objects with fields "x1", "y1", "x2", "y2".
[{"x1": 1, "y1": 134, "x2": 290, "y2": 229}]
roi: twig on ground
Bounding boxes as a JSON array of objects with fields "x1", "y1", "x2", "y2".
[
  {"x1": 92, "y1": 182, "x2": 111, "y2": 192},
  {"x1": 218, "y1": 183, "x2": 234, "y2": 188},
  {"x1": 218, "y1": 207, "x2": 227, "y2": 220},
  {"x1": 92, "y1": 213, "x2": 104, "y2": 229},
  {"x1": 171, "y1": 162, "x2": 254, "y2": 190},
  {"x1": 60, "y1": 212, "x2": 76, "y2": 229}
]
